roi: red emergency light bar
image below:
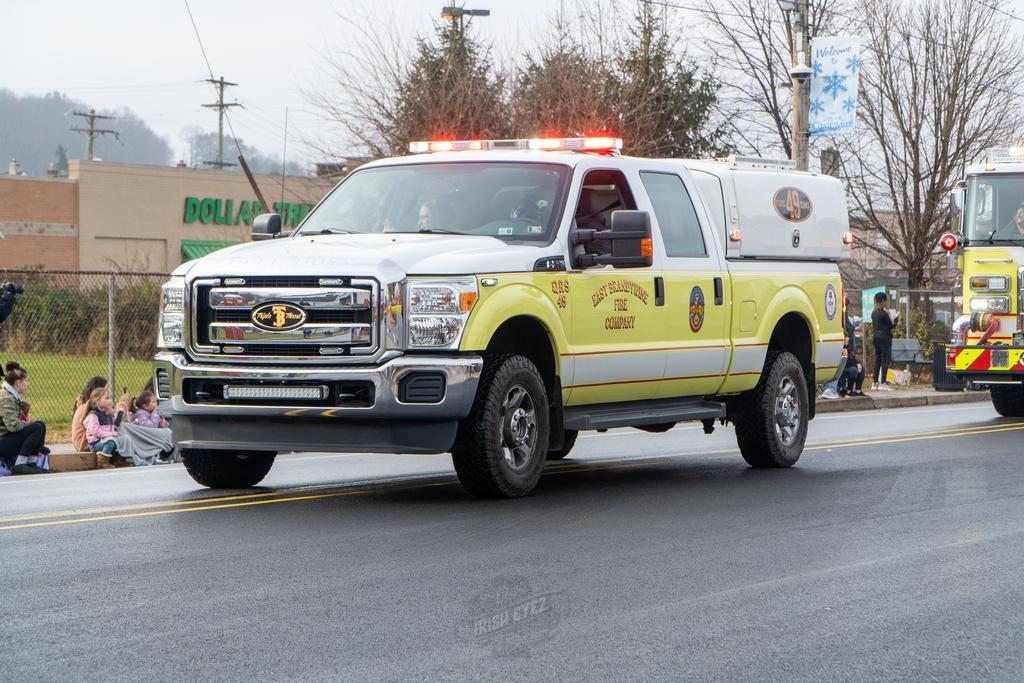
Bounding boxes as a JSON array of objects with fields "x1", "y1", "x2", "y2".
[{"x1": 408, "y1": 137, "x2": 623, "y2": 154}]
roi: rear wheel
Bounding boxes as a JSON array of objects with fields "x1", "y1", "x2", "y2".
[
  {"x1": 452, "y1": 354, "x2": 550, "y2": 498},
  {"x1": 546, "y1": 430, "x2": 578, "y2": 460},
  {"x1": 180, "y1": 449, "x2": 276, "y2": 488},
  {"x1": 990, "y1": 384, "x2": 1024, "y2": 417},
  {"x1": 733, "y1": 351, "x2": 808, "y2": 468}
]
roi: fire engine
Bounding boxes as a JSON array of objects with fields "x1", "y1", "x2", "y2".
[{"x1": 944, "y1": 147, "x2": 1024, "y2": 415}]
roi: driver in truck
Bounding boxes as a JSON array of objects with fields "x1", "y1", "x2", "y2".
[{"x1": 1000, "y1": 203, "x2": 1024, "y2": 238}]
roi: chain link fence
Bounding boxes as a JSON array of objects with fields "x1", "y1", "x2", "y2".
[{"x1": 0, "y1": 270, "x2": 166, "y2": 434}]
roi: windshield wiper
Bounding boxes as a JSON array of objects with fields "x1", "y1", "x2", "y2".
[
  {"x1": 310, "y1": 227, "x2": 356, "y2": 235},
  {"x1": 416, "y1": 228, "x2": 466, "y2": 235}
]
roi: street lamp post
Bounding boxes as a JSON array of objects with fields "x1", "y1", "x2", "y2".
[{"x1": 441, "y1": 5, "x2": 490, "y2": 31}]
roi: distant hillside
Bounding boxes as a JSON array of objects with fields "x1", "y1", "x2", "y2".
[{"x1": 0, "y1": 89, "x2": 172, "y2": 175}]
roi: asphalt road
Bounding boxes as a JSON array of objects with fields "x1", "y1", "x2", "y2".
[{"x1": 3, "y1": 402, "x2": 1024, "y2": 681}]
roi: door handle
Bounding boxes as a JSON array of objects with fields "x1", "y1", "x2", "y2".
[
  {"x1": 713, "y1": 277, "x2": 724, "y2": 306},
  {"x1": 654, "y1": 276, "x2": 665, "y2": 306}
]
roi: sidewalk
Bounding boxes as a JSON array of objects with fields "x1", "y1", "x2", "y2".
[{"x1": 815, "y1": 386, "x2": 990, "y2": 414}]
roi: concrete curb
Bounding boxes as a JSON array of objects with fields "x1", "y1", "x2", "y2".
[{"x1": 815, "y1": 390, "x2": 990, "y2": 414}]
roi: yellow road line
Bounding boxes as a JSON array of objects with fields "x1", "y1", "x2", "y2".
[
  {"x1": 4, "y1": 422, "x2": 1023, "y2": 533},
  {"x1": 805, "y1": 423, "x2": 1024, "y2": 450},
  {"x1": 0, "y1": 490, "x2": 281, "y2": 524},
  {"x1": 0, "y1": 481, "x2": 450, "y2": 532}
]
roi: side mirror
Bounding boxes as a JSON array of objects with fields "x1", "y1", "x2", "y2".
[
  {"x1": 947, "y1": 187, "x2": 964, "y2": 236},
  {"x1": 572, "y1": 210, "x2": 654, "y2": 269},
  {"x1": 251, "y1": 213, "x2": 282, "y2": 241}
]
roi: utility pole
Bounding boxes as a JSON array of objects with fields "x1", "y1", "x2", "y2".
[
  {"x1": 785, "y1": 0, "x2": 812, "y2": 171},
  {"x1": 70, "y1": 109, "x2": 118, "y2": 161},
  {"x1": 202, "y1": 76, "x2": 241, "y2": 169}
]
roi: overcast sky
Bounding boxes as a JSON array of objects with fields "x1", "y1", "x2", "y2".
[
  {"x1": 5, "y1": 0, "x2": 1024, "y2": 168},
  {"x1": 1, "y1": 0, "x2": 573, "y2": 166}
]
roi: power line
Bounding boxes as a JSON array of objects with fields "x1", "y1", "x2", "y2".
[
  {"x1": 183, "y1": 0, "x2": 247, "y2": 169},
  {"x1": 69, "y1": 109, "x2": 119, "y2": 161}
]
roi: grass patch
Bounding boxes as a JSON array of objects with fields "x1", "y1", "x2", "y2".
[{"x1": 10, "y1": 353, "x2": 154, "y2": 432}]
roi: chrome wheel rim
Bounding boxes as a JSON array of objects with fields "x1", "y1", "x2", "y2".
[
  {"x1": 500, "y1": 384, "x2": 537, "y2": 471},
  {"x1": 774, "y1": 376, "x2": 801, "y2": 447}
]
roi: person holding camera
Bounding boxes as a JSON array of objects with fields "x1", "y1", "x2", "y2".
[{"x1": 0, "y1": 283, "x2": 21, "y2": 324}]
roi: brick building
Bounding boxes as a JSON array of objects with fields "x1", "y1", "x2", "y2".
[{"x1": 0, "y1": 160, "x2": 333, "y2": 273}]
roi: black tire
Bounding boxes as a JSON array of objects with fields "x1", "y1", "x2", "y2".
[
  {"x1": 990, "y1": 384, "x2": 1024, "y2": 417},
  {"x1": 732, "y1": 351, "x2": 808, "y2": 468},
  {"x1": 547, "y1": 430, "x2": 578, "y2": 460},
  {"x1": 180, "y1": 449, "x2": 276, "y2": 488},
  {"x1": 452, "y1": 353, "x2": 550, "y2": 498}
]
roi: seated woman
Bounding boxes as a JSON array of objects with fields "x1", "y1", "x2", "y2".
[{"x1": 0, "y1": 361, "x2": 48, "y2": 475}]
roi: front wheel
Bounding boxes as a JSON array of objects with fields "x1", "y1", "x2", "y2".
[
  {"x1": 452, "y1": 354, "x2": 550, "y2": 498},
  {"x1": 180, "y1": 449, "x2": 276, "y2": 488},
  {"x1": 732, "y1": 351, "x2": 809, "y2": 468},
  {"x1": 990, "y1": 384, "x2": 1024, "y2": 417}
]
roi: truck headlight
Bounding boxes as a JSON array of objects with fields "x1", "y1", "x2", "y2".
[
  {"x1": 969, "y1": 296, "x2": 1010, "y2": 313},
  {"x1": 158, "y1": 277, "x2": 186, "y2": 349},
  {"x1": 969, "y1": 275, "x2": 1009, "y2": 292},
  {"x1": 406, "y1": 277, "x2": 478, "y2": 349}
]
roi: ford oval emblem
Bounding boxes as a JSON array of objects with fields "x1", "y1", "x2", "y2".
[
  {"x1": 773, "y1": 187, "x2": 813, "y2": 222},
  {"x1": 251, "y1": 302, "x2": 307, "y2": 331}
]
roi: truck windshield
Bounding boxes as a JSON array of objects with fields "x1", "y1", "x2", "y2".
[
  {"x1": 965, "y1": 173, "x2": 1024, "y2": 242},
  {"x1": 296, "y1": 161, "x2": 569, "y2": 242}
]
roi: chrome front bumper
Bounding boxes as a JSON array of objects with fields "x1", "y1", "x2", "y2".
[
  {"x1": 155, "y1": 352, "x2": 482, "y2": 419},
  {"x1": 153, "y1": 352, "x2": 483, "y2": 453}
]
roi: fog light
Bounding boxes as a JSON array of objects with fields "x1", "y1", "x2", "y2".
[{"x1": 223, "y1": 385, "x2": 327, "y2": 401}]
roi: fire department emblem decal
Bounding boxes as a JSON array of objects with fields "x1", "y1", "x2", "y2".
[
  {"x1": 689, "y1": 286, "x2": 705, "y2": 333},
  {"x1": 251, "y1": 302, "x2": 307, "y2": 331},
  {"x1": 824, "y1": 284, "x2": 837, "y2": 321}
]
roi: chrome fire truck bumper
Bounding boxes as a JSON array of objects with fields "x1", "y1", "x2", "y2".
[{"x1": 153, "y1": 352, "x2": 483, "y2": 454}]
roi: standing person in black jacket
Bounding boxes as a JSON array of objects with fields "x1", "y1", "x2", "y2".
[{"x1": 871, "y1": 292, "x2": 897, "y2": 390}]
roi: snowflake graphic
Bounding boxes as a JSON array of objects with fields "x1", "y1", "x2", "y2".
[
  {"x1": 823, "y1": 71, "x2": 848, "y2": 101},
  {"x1": 812, "y1": 60, "x2": 823, "y2": 78},
  {"x1": 810, "y1": 98, "x2": 825, "y2": 116},
  {"x1": 842, "y1": 97, "x2": 856, "y2": 113},
  {"x1": 845, "y1": 55, "x2": 861, "y2": 73}
]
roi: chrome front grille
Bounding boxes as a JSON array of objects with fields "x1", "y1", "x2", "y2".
[{"x1": 189, "y1": 276, "x2": 378, "y2": 361}]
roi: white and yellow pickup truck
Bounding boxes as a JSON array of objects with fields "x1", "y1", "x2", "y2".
[{"x1": 154, "y1": 137, "x2": 849, "y2": 497}]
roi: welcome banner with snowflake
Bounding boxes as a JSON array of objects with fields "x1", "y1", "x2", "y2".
[{"x1": 809, "y1": 36, "x2": 862, "y2": 137}]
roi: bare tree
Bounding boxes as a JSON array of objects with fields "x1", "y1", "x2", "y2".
[
  {"x1": 842, "y1": 0, "x2": 1024, "y2": 289},
  {"x1": 700, "y1": 0, "x2": 847, "y2": 157}
]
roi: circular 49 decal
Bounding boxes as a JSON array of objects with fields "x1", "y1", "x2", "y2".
[
  {"x1": 824, "y1": 284, "x2": 837, "y2": 321},
  {"x1": 689, "y1": 286, "x2": 705, "y2": 332}
]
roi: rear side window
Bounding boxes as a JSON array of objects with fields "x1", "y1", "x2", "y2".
[{"x1": 640, "y1": 172, "x2": 707, "y2": 258}]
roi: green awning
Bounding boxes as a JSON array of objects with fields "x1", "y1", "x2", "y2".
[{"x1": 181, "y1": 239, "x2": 238, "y2": 260}]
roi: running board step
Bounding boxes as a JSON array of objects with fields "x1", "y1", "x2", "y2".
[{"x1": 563, "y1": 397, "x2": 726, "y2": 431}]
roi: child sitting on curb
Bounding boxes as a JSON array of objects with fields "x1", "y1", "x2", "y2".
[{"x1": 83, "y1": 387, "x2": 129, "y2": 469}]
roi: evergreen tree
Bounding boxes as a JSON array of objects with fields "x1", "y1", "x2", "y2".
[
  {"x1": 389, "y1": 18, "x2": 507, "y2": 153},
  {"x1": 53, "y1": 144, "x2": 69, "y2": 174},
  {"x1": 617, "y1": 5, "x2": 728, "y2": 157}
]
